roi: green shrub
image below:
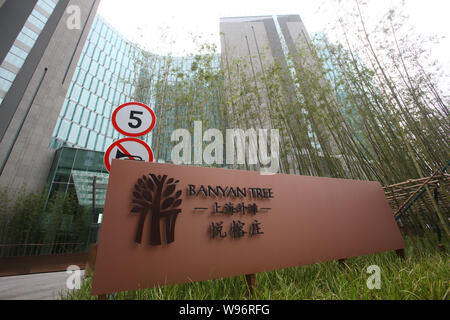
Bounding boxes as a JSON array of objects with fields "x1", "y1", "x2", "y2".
[{"x1": 0, "y1": 186, "x2": 91, "y2": 257}]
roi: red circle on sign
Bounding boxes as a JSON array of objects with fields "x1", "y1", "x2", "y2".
[
  {"x1": 104, "y1": 138, "x2": 154, "y2": 172},
  {"x1": 112, "y1": 102, "x2": 156, "y2": 137}
]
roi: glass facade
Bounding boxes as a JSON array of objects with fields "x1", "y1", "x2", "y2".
[
  {"x1": 47, "y1": 18, "x2": 149, "y2": 235},
  {"x1": 0, "y1": 0, "x2": 59, "y2": 106},
  {"x1": 47, "y1": 147, "x2": 107, "y2": 202},
  {"x1": 47, "y1": 16, "x2": 225, "y2": 210},
  {"x1": 51, "y1": 16, "x2": 150, "y2": 152},
  {"x1": 47, "y1": 147, "x2": 107, "y2": 244},
  {"x1": 51, "y1": 15, "x2": 225, "y2": 162}
]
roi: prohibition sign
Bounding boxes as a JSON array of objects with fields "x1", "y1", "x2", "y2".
[
  {"x1": 104, "y1": 138, "x2": 154, "y2": 172},
  {"x1": 112, "y1": 102, "x2": 156, "y2": 137}
]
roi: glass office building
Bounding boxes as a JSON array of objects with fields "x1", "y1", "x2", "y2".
[
  {"x1": 50, "y1": 15, "x2": 225, "y2": 166},
  {"x1": 46, "y1": 16, "x2": 151, "y2": 244},
  {"x1": 47, "y1": 16, "x2": 226, "y2": 217},
  {"x1": 47, "y1": 17, "x2": 142, "y2": 236},
  {"x1": 51, "y1": 16, "x2": 151, "y2": 152},
  {"x1": 0, "y1": 0, "x2": 59, "y2": 106},
  {"x1": 46, "y1": 17, "x2": 185, "y2": 216}
]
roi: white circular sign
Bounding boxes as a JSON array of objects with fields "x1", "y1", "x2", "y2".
[
  {"x1": 112, "y1": 102, "x2": 156, "y2": 137},
  {"x1": 104, "y1": 138, "x2": 154, "y2": 172}
]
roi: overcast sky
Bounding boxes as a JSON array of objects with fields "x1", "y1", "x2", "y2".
[{"x1": 97, "y1": 0, "x2": 450, "y2": 89}]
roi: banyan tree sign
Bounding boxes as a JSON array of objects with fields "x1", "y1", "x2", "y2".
[{"x1": 91, "y1": 160, "x2": 405, "y2": 296}]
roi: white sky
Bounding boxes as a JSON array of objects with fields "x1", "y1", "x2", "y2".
[{"x1": 97, "y1": 0, "x2": 450, "y2": 89}]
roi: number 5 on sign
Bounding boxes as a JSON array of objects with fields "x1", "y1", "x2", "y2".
[{"x1": 112, "y1": 102, "x2": 156, "y2": 137}]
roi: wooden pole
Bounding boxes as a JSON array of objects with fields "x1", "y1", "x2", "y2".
[
  {"x1": 93, "y1": 176, "x2": 97, "y2": 217},
  {"x1": 383, "y1": 174, "x2": 449, "y2": 190},
  {"x1": 245, "y1": 274, "x2": 256, "y2": 295},
  {"x1": 86, "y1": 244, "x2": 98, "y2": 275},
  {"x1": 395, "y1": 249, "x2": 406, "y2": 259},
  {"x1": 338, "y1": 258, "x2": 348, "y2": 268}
]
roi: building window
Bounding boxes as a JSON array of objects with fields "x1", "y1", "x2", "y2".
[
  {"x1": 0, "y1": 67, "x2": 15, "y2": 82},
  {"x1": 68, "y1": 124, "x2": 81, "y2": 144}
]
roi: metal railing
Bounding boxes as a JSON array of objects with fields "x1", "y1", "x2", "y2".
[{"x1": 0, "y1": 242, "x2": 87, "y2": 258}]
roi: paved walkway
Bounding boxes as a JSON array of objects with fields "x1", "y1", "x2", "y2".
[{"x1": 0, "y1": 271, "x2": 85, "y2": 300}]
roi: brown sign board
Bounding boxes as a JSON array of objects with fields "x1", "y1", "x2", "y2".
[{"x1": 91, "y1": 160, "x2": 405, "y2": 296}]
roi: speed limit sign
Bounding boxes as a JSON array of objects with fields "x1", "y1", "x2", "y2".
[{"x1": 112, "y1": 102, "x2": 156, "y2": 137}]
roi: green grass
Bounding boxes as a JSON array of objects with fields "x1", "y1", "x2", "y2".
[{"x1": 60, "y1": 239, "x2": 449, "y2": 300}]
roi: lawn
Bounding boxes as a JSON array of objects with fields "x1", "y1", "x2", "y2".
[{"x1": 60, "y1": 238, "x2": 449, "y2": 300}]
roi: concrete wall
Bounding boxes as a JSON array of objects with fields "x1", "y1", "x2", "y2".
[
  {"x1": 0, "y1": 0, "x2": 8, "y2": 10},
  {"x1": 220, "y1": 16, "x2": 276, "y2": 130},
  {"x1": 220, "y1": 15, "x2": 340, "y2": 174},
  {"x1": 0, "y1": 0, "x2": 101, "y2": 192},
  {"x1": 220, "y1": 15, "x2": 309, "y2": 126}
]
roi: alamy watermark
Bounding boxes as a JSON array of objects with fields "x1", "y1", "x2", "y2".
[
  {"x1": 366, "y1": 265, "x2": 381, "y2": 290},
  {"x1": 171, "y1": 122, "x2": 280, "y2": 175},
  {"x1": 66, "y1": 5, "x2": 81, "y2": 30},
  {"x1": 66, "y1": 265, "x2": 82, "y2": 290}
]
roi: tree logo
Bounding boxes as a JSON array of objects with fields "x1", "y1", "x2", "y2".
[{"x1": 131, "y1": 174, "x2": 182, "y2": 246}]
